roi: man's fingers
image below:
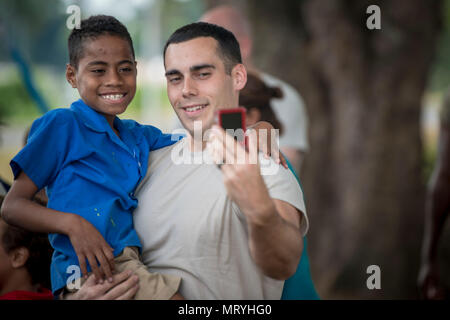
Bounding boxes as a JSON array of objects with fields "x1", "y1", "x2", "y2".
[{"x1": 103, "y1": 273, "x2": 139, "y2": 300}]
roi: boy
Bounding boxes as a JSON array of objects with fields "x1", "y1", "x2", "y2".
[
  {"x1": 1, "y1": 15, "x2": 182, "y2": 299},
  {"x1": 0, "y1": 195, "x2": 54, "y2": 300}
]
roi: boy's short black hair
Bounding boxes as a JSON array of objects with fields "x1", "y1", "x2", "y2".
[
  {"x1": 68, "y1": 15, "x2": 135, "y2": 68},
  {"x1": 163, "y1": 22, "x2": 242, "y2": 74},
  {"x1": 0, "y1": 196, "x2": 53, "y2": 289}
]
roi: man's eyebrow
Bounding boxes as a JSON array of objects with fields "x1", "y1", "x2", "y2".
[
  {"x1": 165, "y1": 69, "x2": 181, "y2": 77},
  {"x1": 190, "y1": 64, "x2": 215, "y2": 72}
]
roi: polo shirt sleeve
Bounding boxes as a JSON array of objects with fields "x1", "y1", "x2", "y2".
[
  {"x1": 10, "y1": 109, "x2": 73, "y2": 190},
  {"x1": 143, "y1": 125, "x2": 182, "y2": 151}
]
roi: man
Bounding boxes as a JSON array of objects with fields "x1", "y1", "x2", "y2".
[
  {"x1": 131, "y1": 22, "x2": 308, "y2": 299},
  {"x1": 199, "y1": 5, "x2": 309, "y2": 174}
]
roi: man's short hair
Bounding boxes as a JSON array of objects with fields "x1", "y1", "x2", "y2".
[
  {"x1": 68, "y1": 15, "x2": 135, "y2": 68},
  {"x1": 163, "y1": 22, "x2": 242, "y2": 74}
]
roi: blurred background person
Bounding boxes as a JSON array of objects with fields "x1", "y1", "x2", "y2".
[
  {"x1": 0, "y1": 195, "x2": 53, "y2": 300},
  {"x1": 239, "y1": 72, "x2": 284, "y2": 135},
  {"x1": 199, "y1": 4, "x2": 309, "y2": 174},
  {"x1": 418, "y1": 87, "x2": 450, "y2": 300}
]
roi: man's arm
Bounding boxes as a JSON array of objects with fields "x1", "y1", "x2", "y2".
[
  {"x1": 1, "y1": 171, "x2": 115, "y2": 282},
  {"x1": 208, "y1": 125, "x2": 303, "y2": 280}
]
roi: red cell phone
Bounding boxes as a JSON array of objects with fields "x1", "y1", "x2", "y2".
[{"x1": 216, "y1": 107, "x2": 247, "y2": 145}]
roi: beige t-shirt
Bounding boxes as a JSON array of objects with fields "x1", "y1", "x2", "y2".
[{"x1": 134, "y1": 139, "x2": 308, "y2": 299}]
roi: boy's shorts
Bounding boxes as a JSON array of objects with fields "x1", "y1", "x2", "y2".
[{"x1": 62, "y1": 246, "x2": 181, "y2": 300}]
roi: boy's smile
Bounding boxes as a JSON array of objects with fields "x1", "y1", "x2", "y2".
[{"x1": 66, "y1": 35, "x2": 137, "y2": 127}]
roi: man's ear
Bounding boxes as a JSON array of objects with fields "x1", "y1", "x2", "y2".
[
  {"x1": 66, "y1": 63, "x2": 77, "y2": 88},
  {"x1": 231, "y1": 63, "x2": 247, "y2": 91},
  {"x1": 10, "y1": 247, "x2": 29, "y2": 269}
]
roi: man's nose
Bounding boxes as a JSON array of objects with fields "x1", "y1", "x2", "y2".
[{"x1": 182, "y1": 77, "x2": 197, "y2": 97}]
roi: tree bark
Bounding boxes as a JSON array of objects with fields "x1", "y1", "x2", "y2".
[{"x1": 245, "y1": 0, "x2": 443, "y2": 298}]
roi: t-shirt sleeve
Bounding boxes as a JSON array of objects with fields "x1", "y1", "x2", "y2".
[
  {"x1": 10, "y1": 110, "x2": 73, "y2": 190},
  {"x1": 259, "y1": 154, "x2": 309, "y2": 236},
  {"x1": 143, "y1": 125, "x2": 183, "y2": 151}
]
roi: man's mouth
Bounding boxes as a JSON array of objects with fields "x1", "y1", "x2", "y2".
[
  {"x1": 100, "y1": 93, "x2": 127, "y2": 103},
  {"x1": 181, "y1": 104, "x2": 208, "y2": 116}
]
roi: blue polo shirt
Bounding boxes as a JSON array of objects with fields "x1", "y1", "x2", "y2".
[{"x1": 10, "y1": 99, "x2": 179, "y2": 294}]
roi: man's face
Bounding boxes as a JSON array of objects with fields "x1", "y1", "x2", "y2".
[
  {"x1": 164, "y1": 37, "x2": 246, "y2": 136},
  {"x1": 66, "y1": 35, "x2": 137, "y2": 124}
]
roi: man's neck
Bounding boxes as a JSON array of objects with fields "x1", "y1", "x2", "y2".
[{"x1": 187, "y1": 134, "x2": 207, "y2": 152}]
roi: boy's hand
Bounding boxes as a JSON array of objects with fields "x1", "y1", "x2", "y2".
[
  {"x1": 248, "y1": 121, "x2": 288, "y2": 169},
  {"x1": 67, "y1": 214, "x2": 115, "y2": 283}
]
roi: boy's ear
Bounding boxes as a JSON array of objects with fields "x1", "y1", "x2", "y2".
[
  {"x1": 66, "y1": 63, "x2": 77, "y2": 88},
  {"x1": 10, "y1": 247, "x2": 29, "y2": 269},
  {"x1": 231, "y1": 64, "x2": 247, "y2": 91}
]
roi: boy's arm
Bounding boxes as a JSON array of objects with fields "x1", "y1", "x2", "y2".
[{"x1": 1, "y1": 171, "x2": 115, "y2": 283}]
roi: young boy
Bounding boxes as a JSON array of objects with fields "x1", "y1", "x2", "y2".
[
  {"x1": 0, "y1": 195, "x2": 54, "y2": 300},
  {"x1": 1, "y1": 15, "x2": 182, "y2": 299}
]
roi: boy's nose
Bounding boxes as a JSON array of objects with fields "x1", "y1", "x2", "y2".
[{"x1": 105, "y1": 70, "x2": 123, "y2": 86}]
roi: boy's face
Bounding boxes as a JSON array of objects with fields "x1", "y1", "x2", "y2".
[
  {"x1": 66, "y1": 35, "x2": 136, "y2": 124},
  {"x1": 164, "y1": 37, "x2": 246, "y2": 136}
]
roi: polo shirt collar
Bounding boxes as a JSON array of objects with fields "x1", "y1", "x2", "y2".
[{"x1": 70, "y1": 99, "x2": 112, "y2": 133}]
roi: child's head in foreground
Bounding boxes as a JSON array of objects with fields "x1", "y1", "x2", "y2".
[
  {"x1": 0, "y1": 196, "x2": 53, "y2": 294},
  {"x1": 65, "y1": 15, "x2": 137, "y2": 124}
]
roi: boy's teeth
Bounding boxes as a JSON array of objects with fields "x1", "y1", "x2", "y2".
[{"x1": 102, "y1": 94, "x2": 124, "y2": 100}]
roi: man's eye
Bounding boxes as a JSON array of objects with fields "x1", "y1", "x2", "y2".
[
  {"x1": 169, "y1": 77, "x2": 181, "y2": 83},
  {"x1": 198, "y1": 72, "x2": 210, "y2": 78},
  {"x1": 91, "y1": 69, "x2": 105, "y2": 74},
  {"x1": 120, "y1": 67, "x2": 132, "y2": 73}
]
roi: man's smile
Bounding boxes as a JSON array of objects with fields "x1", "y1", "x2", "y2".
[{"x1": 180, "y1": 103, "x2": 209, "y2": 117}]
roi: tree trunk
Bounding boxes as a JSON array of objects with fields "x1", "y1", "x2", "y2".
[{"x1": 244, "y1": 0, "x2": 442, "y2": 298}]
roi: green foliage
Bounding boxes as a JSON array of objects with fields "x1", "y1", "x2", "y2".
[{"x1": 0, "y1": 78, "x2": 40, "y2": 124}]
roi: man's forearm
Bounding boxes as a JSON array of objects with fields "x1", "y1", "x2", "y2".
[{"x1": 247, "y1": 202, "x2": 303, "y2": 280}]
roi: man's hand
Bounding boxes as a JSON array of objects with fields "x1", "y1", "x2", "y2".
[
  {"x1": 67, "y1": 215, "x2": 115, "y2": 283},
  {"x1": 66, "y1": 270, "x2": 139, "y2": 300},
  {"x1": 207, "y1": 125, "x2": 303, "y2": 279},
  {"x1": 207, "y1": 125, "x2": 274, "y2": 224}
]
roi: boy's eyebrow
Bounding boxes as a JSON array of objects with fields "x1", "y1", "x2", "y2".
[
  {"x1": 117, "y1": 60, "x2": 135, "y2": 65},
  {"x1": 86, "y1": 61, "x2": 108, "y2": 67},
  {"x1": 87, "y1": 60, "x2": 134, "y2": 67}
]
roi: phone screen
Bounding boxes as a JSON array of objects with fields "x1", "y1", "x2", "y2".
[{"x1": 220, "y1": 112, "x2": 243, "y2": 131}]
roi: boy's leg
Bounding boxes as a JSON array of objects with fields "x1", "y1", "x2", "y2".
[{"x1": 114, "y1": 247, "x2": 181, "y2": 300}]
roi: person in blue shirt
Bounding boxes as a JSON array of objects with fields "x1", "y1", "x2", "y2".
[{"x1": 0, "y1": 15, "x2": 183, "y2": 300}]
